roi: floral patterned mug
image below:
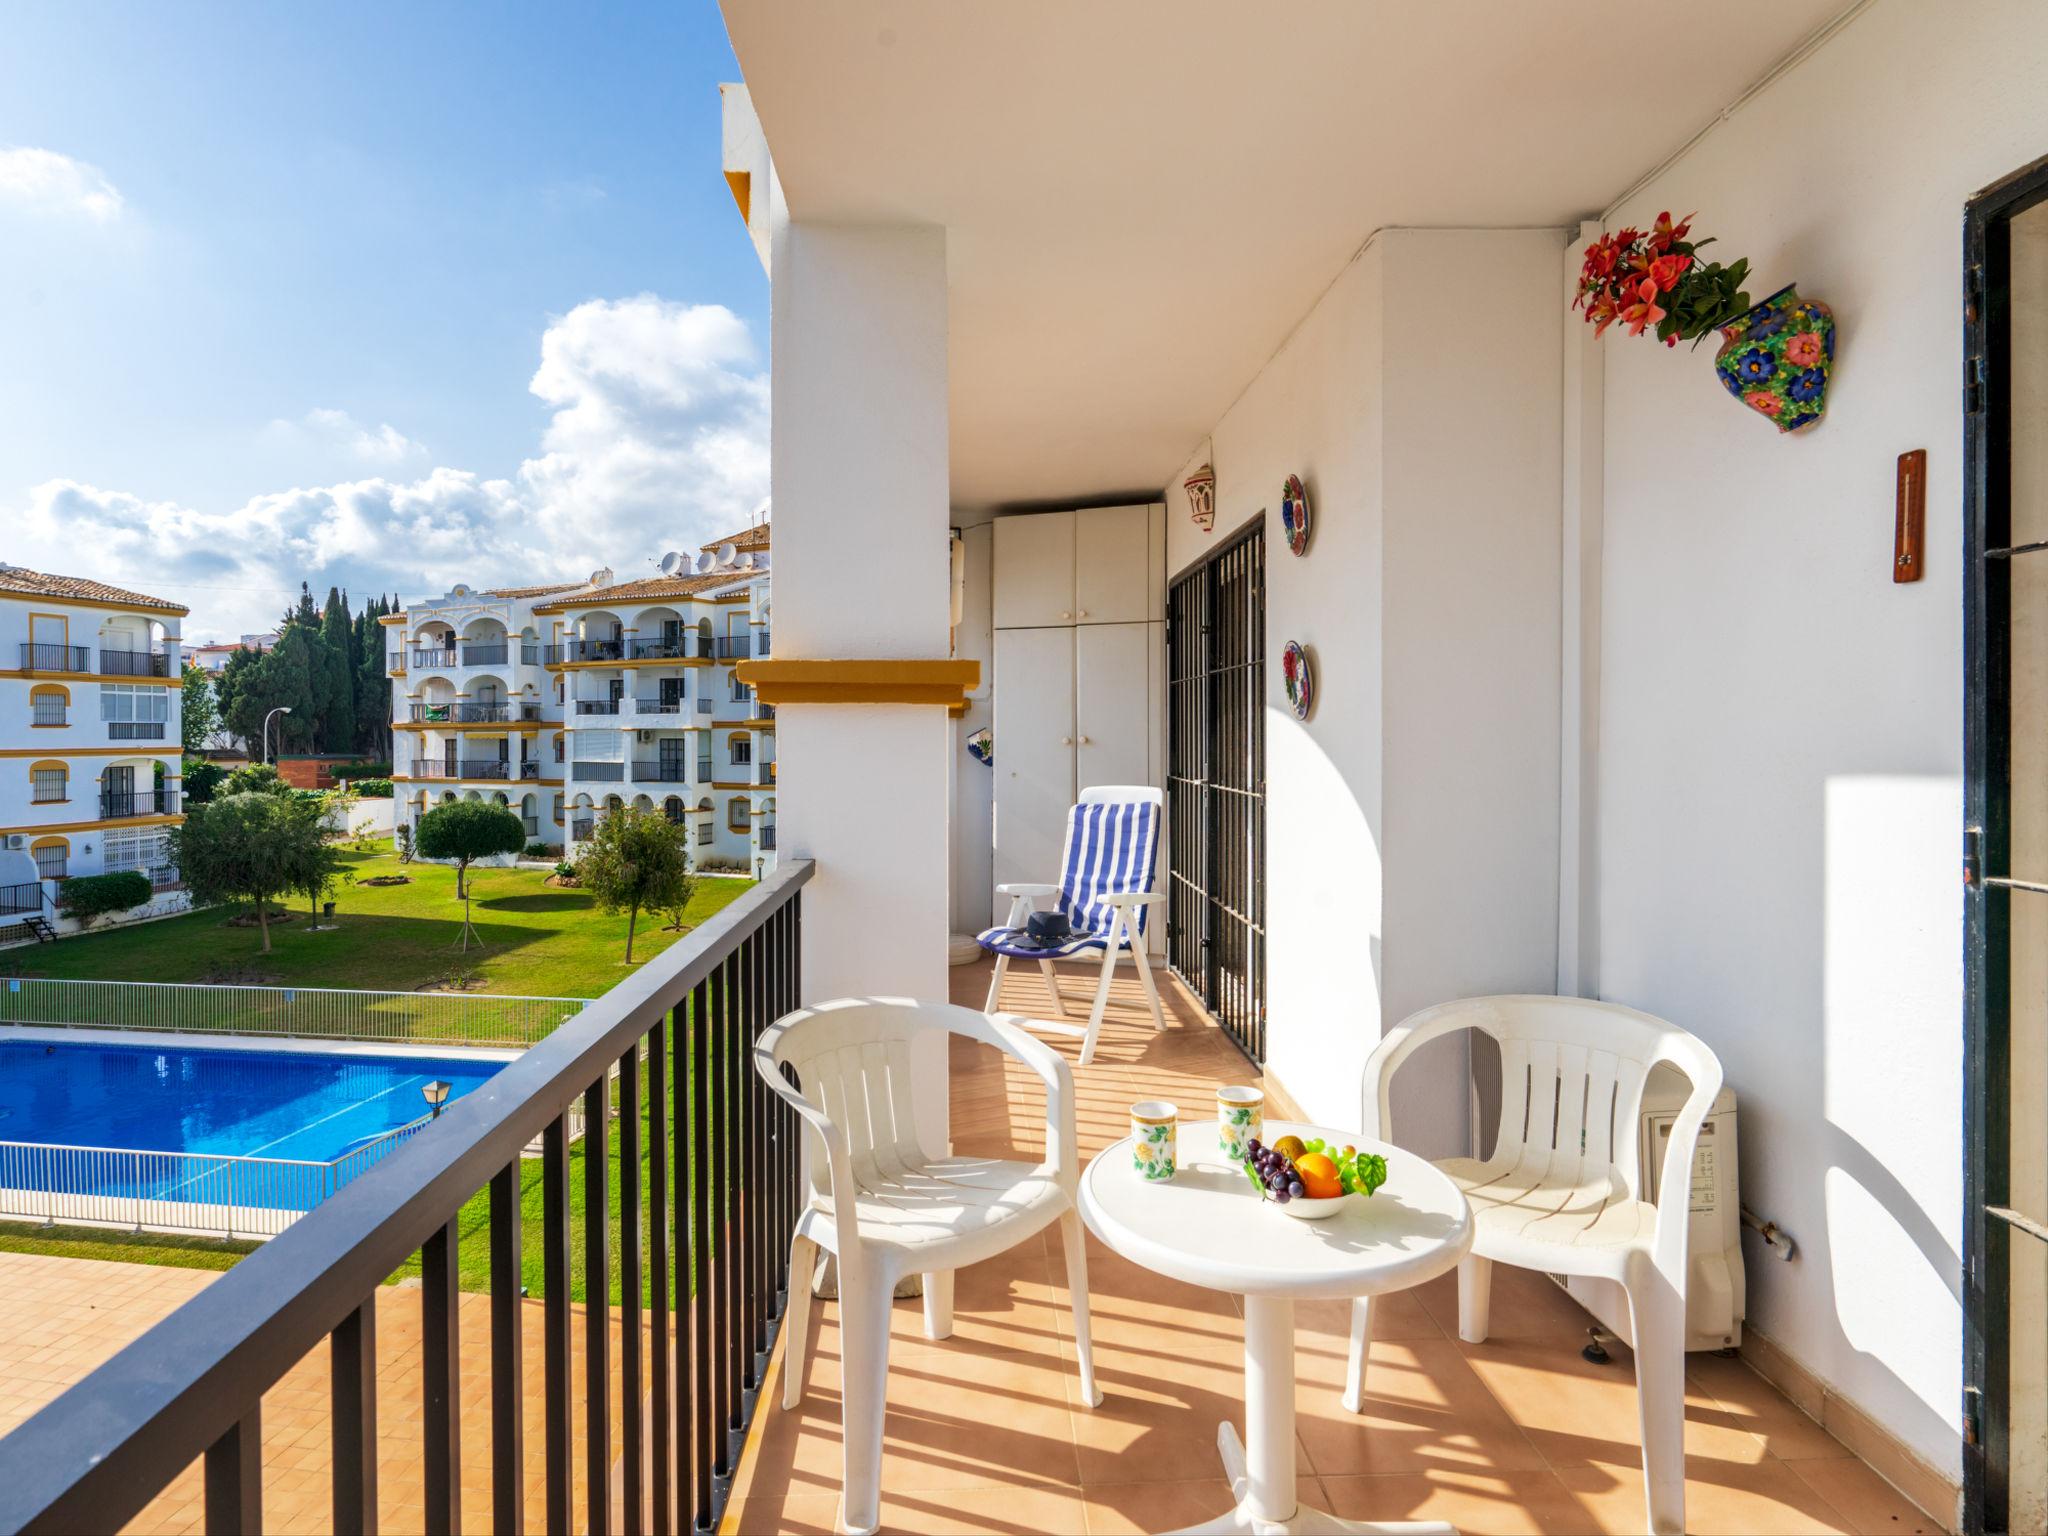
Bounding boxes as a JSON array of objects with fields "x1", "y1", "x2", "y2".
[
  {"x1": 1131, "y1": 1102, "x2": 1178, "y2": 1181},
  {"x1": 1217, "y1": 1085, "x2": 1264, "y2": 1161}
]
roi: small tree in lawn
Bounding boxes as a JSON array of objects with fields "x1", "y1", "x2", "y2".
[
  {"x1": 578, "y1": 807, "x2": 696, "y2": 964},
  {"x1": 170, "y1": 792, "x2": 325, "y2": 954},
  {"x1": 415, "y1": 800, "x2": 524, "y2": 950},
  {"x1": 281, "y1": 794, "x2": 345, "y2": 924}
]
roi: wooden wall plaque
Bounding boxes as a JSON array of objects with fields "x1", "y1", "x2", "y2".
[{"x1": 1895, "y1": 448, "x2": 1926, "y2": 583}]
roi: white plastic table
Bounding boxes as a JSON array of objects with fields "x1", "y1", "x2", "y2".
[{"x1": 1080, "y1": 1120, "x2": 1474, "y2": 1535}]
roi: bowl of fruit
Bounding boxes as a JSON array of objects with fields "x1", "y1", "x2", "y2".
[{"x1": 1241, "y1": 1134, "x2": 1388, "y2": 1219}]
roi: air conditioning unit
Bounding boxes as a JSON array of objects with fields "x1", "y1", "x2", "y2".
[
  {"x1": 4, "y1": 834, "x2": 24, "y2": 851},
  {"x1": 637, "y1": 731, "x2": 657, "y2": 743},
  {"x1": 1560, "y1": 1068, "x2": 1745, "y2": 1353}
]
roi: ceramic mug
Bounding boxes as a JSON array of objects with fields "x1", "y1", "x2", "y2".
[
  {"x1": 1131, "y1": 1101, "x2": 1178, "y2": 1181},
  {"x1": 1217, "y1": 1085, "x2": 1264, "y2": 1161}
]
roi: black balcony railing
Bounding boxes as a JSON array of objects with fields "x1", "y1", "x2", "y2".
[
  {"x1": 521, "y1": 643, "x2": 541, "y2": 666},
  {"x1": 19, "y1": 643, "x2": 92, "y2": 673},
  {"x1": 752, "y1": 703, "x2": 777, "y2": 722},
  {"x1": 0, "y1": 882, "x2": 43, "y2": 916},
  {"x1": 409, "y1": 762, "x2": 456, "y2": 779},
  {"x1": 627, "y1": 636, "x2": 705, "y2": 662},
  {"x1": 411, "y1": 647, "x2": 460, "y2": 669},
  {"x1": 757, "y1": 629, "x2": 770, "y2": 656},
  {"x1": 632, "y1": 761, "x2": 691, "y2": 783},
  {"x1": 760, "y1": 826, "x2": 777, "y2": 851},
  {"x1": 634, "y1": 699, "x2": 683, "y2": 716},
  {"x1": 100, "y1": 789, "x2": 176, "y2": 819},
  {"x1": 520, "y1": 761, "x2": 541, "y2": 781},
  {"x1": 0, "y1": 862, "x2": 812, "y2": 1536},
  {"x1": 99, "y1": 648, "x2": 171, "y2": 678},
  {"x1": 713, "y1": 636, "x2": 750, "y2": 660},
  {"x1": 757, "y1": 760, "x2": 776, "y2": 786},
  {"x1": 572, "y1": 761, "x2": 625, "y2": 782},
  {"x1": 543, "y1": 639, "x2": 627, "y2": 665},
  {"x1": 459, "y1": 760, "x2": 512, "y2": 781},
  {"x1": 410, "y1": 703, "x2": 511, "y2": 724},
  {"x1": 575, "y1": 699, "x2": 620, "y2": 716},
  {"x1": 461, "y1": 642, "x2": 510, "y2": 667},
  {"x1": 108, "y1": 721, "x2": 167, "y2": 740},
  {"x1": 387, "y1": 650, "x2": 406, "y2": 673}
]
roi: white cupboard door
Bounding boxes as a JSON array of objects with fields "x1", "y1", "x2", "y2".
[
  {"x1": 1073, "y1": 504, "x2": 1151, "y2": 625},
  {"x1": 993, "y1": 510, "x2": 1077, "y2": 629},
  {"x1": 1074, "y1": 622, "x2": 1152, "y2": 791},
  {"x1": 993, "y1": 626, "x2": 1076, "y2": 915}
]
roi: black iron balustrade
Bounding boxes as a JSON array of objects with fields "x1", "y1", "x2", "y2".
[
  {"x1": 409, "y1": 703, "x2": 511, "y2": 724},
  {"x1": 387, "y1": 650, "x2": 406, "y2": 673},
  {"x1": 99, "y1": 648, "x2": 171, "y2": 678},
  {"x1": 576, "y1": 699, "x2": 620, "y2": 716},
  {"x1": 409, "y1": 762, "x2": 456, "y2": 780},
  {"x1": 633, "y1": 761, "x2": 691, "y2": 783},
  {"x1": 0, "y1": 882, "x2": 43, "y2": 916},
  {"x1": 757, "y1": 629, "x2": 770, "y2": 656},
  {"x1": 108, "y1": 721, "x2": 167, "y2": 740},
  {"x1": 410, "y1": 647, "x2": 460, "y2": 669},
  {"x1": 0, "y1": 861, "x2": 812, "y2": 1536},
  {"x1": 100, "y1": 788, "x2": 177, "y2": 819},
  {"x1": 635, "y1": 698, "x2": 683, "y2": 715},
  {"x1": 696, "y1": 697, "x2": 714, "y2": 715},
  {"x1": 696, "y1": 759, "x2": 713, "y2": 784},
  {"x1": 757, "y1": 760, "x2": 776, "y2": 786},
  {"x1": 627, "y1": 637, "x2": 701, "y2": 662},
  {"x1": 461, "y1": 642, "x2": 510, "y2": 667},
  {"x1": 544, "y1": 639, "x2": 627, "y2": 665},
  {"x1": 519, "y1": 762, "x2": 541, "y2": 781},
  {"x1": 712, "y1": 636, "x2": 750, "y2": 660},
  {"x1": 572, "y1": 762, "x2": 625, "y2": 782},
  {"x1": 458, "y1": 760, "x2": 512, "y2": 781},
  {"x1": 521, "y1": 643, "x2": 541, "y2": 666},
  {"x1": 759, "y1": 826, "x2": 777, "y2": 852},
  {"x1": 19, "y1": 643, "x2": 92, "y2": 673}
]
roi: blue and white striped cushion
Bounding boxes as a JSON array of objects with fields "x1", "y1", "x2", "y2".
[{"x1": 1057, "y1": 799, "x2": 1160, "y2": 940}]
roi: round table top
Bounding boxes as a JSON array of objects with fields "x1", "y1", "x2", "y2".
[{"x1": 1079, "y1": 1120, "x2": 1474, "y2": 1301}]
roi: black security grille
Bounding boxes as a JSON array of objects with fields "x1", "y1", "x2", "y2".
[{"x1": 1167, "y1": 519, "x2": 1267, "y2": 1061}]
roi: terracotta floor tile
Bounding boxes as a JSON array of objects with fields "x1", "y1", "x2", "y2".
[
  {"x1": 1552, "y1": 1453, "x2": 1862, "y2": 1535},
  {"x1": 1786, "y1": 1455, "x2": 1946, "y2": 1535},
  {"x1": 1319, "y1": 1467, "x2": 1606, "y2": 1535},
  {"x1": 1063, "y1": 1339, "x2": 1313, "y2": 1487},
  {"x1": 1295, "y1": 1338, "x2": 1550, "y2": 1479},
  {"x1": 1683, "y1": 1349, "x2": 1850, "y2": 1461},
  {"x1": 725, "y1": 1491, "x2": 842, "y2": 1534}
]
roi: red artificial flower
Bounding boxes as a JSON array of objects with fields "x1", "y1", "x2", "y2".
[
  {"x1": 1583, "y1": 238, "x2": 1618, "y2": 281},
  {"x1": 1620, "y1": 278, "x2": 1665, "y2": 337},
  {"x1": 1585, "y1": 291, "x2": 1621, "y2": 336},
  {"x1": 1614, "y1": 227, "x2": 1641, "y2": 248},
  {"x1": 1650, "y1": 210, "x2": 1694, "y2": 250},
  {"x1": 1647, "y1": 252, "x2": 1692, "y2": 291}
]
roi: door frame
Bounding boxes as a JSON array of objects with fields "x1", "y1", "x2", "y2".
[{"x1": 1964, "y1": 149, "x2": 2048, "y2": 1536}]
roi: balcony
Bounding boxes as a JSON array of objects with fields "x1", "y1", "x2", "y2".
[
  {"x1": 570, "y1": 761, "x2": 625, "y2": 782},
  {"x1": 632, "y1": 697, "x2": 684, "y2": 716},
  {"x1": 409, "y1": 646, "x2": 459, "y2": 669},
  {"x1": 19, "y1": 643, "x2": 92, "y2": 673},
  {"x1": 631, "y1": 760, "x2": 692, "y2": 783},
  {"x1": 574, "y1": 699, "x2": 621, "y2": 716},
  {"x1": 759, "y1": 824, "x2": 776, "y2": 850},
  {"x1": 386, "y1": 649, "x2": 405, "y2": 675},
  {"x1": 713, "y1": 635, "x2": 751, "y2": 660},
  {"x1": 544, "y1": 638, "x2": 627, "y2": 665},
  {"x1": 457, "y1": 759, "x2": 512, "y2": 781},
  {"x1": 98, "y1": 648, "x2": 170, "y2": 678},
  {"x1": 520, "y1": 642, "x2": 541, "y2": 665},
  {"x1": 100, "y1": 788, "x2": 177, "y2": 819},
  {"x1": 107, "y1": 721, "x2": 167, "y2": 740},
  {"x1": 757, "y1": 628, "x2": 770, "y2": 655},
  {"x1": 628, "y1": 635, "x2": 705, "y2": 661},
  {"x1": 460, "y1": 641, "x2": 509, "y2": 667},
  {"x1": 756, "y1": 760, "x2": 776, "y2": 786},
  {"x1": 409, "y1": 702, "x2": 511, "y2": 724},
  {"x1": 0, "y1": 882, "x2": 43, "y2": 915}
]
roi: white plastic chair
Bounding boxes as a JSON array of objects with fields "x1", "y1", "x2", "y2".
[
  {"x1": 978, "y1": 784, "x2": 1167, "y2": 1064},
  {"x1": 755, "y1": 997, "x2": 1103, "y2": 1536},
  {"x1": 1346, "y1": 995, "x2": 1722, "y2": 1536}
]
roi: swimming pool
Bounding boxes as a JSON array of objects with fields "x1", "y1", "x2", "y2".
[{"x1": 0, "y1": 1037, "x2": 509, "y2": 1231}]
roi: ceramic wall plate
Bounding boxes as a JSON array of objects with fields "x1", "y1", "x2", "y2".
[
  {"x1": 1282, "y1": 641, "x2": 1313, "y2": 720},
  {"x1": 1280, "y1": 474, "x2": 1311, "y2": 556},
  {"x1": 967, "y1": 726, "x2": 994, "y2": 767}
]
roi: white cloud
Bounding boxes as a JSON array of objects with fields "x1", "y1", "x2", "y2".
[
  {"x1": 4, "y1": 297, "x2": 771, "y2": 637},
  {"x1": 263, "y1": 408, "x2": 428, "y2": 467},
  {"x1": 0, "y1": 147, "x2": 124, "y2": 222}
]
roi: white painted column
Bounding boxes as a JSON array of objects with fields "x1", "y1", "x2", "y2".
[
  {"x1": 769, "y1": 210, "x2": 953, "y2": 1156},
  {"x1": 1557, "y1": 218, "x2": 1605, "y2": 999}
]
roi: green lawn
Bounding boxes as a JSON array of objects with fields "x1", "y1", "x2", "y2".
[{"x1": 7, "y1": 850, "x2": 753, "y2": 999}]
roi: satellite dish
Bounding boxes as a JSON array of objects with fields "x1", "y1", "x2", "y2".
[
  {"x1": 695, "y1": 550, "x2": 717, "y2": 574},
  {"x1": 717, "y1": 542, "x2": 738, "y2": 566},
  {"x1": 589, "y1": 567, "x2": 614, "y2": 587},
  {"x1": 658, "y1": 551, "x2": 685, "y2": 576}
]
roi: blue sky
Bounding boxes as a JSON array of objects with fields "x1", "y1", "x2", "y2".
[{"x1": 0, "y1": 1, "x2": 769, "y2": 638}]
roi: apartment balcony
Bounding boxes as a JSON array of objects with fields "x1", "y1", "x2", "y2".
[
  {"x1": 18, "y1": 643, "x2": 92, "y2": 673},
  {"x1": 409, "y1": 702, "x2": 518, "y2": 724},
  {"x1": 628, "y1": 635, "x2": 706, "y2": 661},
  {"x1": 386, "y1": 649, "x2": 406, "y2": 676},
  {"x1": 409, "y1": 646, "x2": 459, "y2": 669},
  {"x1": 0, "y1": 882, "x2": 43, "y2": 915},
  {"x1": 631, "y1": 697, "x2": 685, "y2": 717},
  {"x1": 544, "y1": 638, "x2": 627, "y2": 665},
  {"x1": 757, "y1": 759, "x2": 776, "y2": 786},
  {"x1": 98, "y1": 648, "x2": 171, "y2": 678},
  {"x1": 570, "y1": 760, "x2": 625, "y2": 782},
  {"x1": 456, "y1": 759, "x2": 512, "y2": 781},
  {"x1": 99, "y1": 788, "x2": 177, "y2": 819},
  {"x1": 695, "y1": 696, "x2": 714, "y2": 715},
  {"x1": 107, "y1": 721, "x2": 167, "y2": 741},
  {"x1": 758, "y1": 824, "x2": 776, "y2": 850},
  {"x1": 631, "y1": 760, "x2": 692, "y2": 783},
  {"x1": 574, "y1": 699, "x2": 621, "y2": 716},
  {"x1": 713, "y1": 635, "x2": 751, "y2": 660},
  {"x1": 521, "y1": 641, "x2": 541, "y2": 666},
  {"x1": 757, "y1": 627, "x2": 770, "y2": 655},
  {"x1": 460, "y1": 641, "x2": 509, "y2": 667}
]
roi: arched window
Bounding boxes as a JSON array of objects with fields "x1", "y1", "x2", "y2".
[
  {"x1": 663, "y1": 795, "x2": 684, "y2": 825},
  {"x1": 30, "y1": 685, "x2": 68, "y2": 727},
  {"x1": 29, "y1": 836, "x2": 68, "y2": 881},
  {"x1": 727, "y1": 797, "x2": 751, "y2": 833},
  {"x1": 29, "y1": 761, "x2": 67, "y2": 804},
  {"x1": 696, "y1": 796, "x2": 714, "y2": 846}
]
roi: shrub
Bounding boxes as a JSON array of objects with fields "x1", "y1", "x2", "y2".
[
  {"x1": 524, "y1": 841, "x2": 554, "y2": 859},
  {"x1": 349, "y1": 777, "x2": 394, "y2": 799},
  {"x1": 576, "y1": 808, "x2": 695, "y2": 963},
  {"x1": 170, "y1": 792, "x2": 337, "y2": 953},
  {"x1": 396, "y1": 822, "x2": 415, "y2": 863},
  {"x1": 552, "y1": 860, "x2": 579, "y2": 884},
  {"x1": 57, "y1": 871, "x2": 153, "y2": 927},
  {"x1": 224, "y1": 763, "x2": 289, "y2": 797},
  {"x1": 182, "y1": 759, "x2": 227, "y2": 805},
  {"x1": 329, "y1": 759, "x2": 393, "y2": 780}
]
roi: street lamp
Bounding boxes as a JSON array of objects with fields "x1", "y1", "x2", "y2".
[
  {"x1": 261, "y1": 705, "x2": 293, "y2": 765},
  {"x1": 421, "y1": 1080, "x2": 452, "y2": 1118}
]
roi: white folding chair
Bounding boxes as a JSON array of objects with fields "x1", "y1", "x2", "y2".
[
  {"x1": 756, "y1": 997, "x2": 1102, "y2": 1536},
  {"x1": 1347, "y1": 995, "x2": 1722, "y2": 1536},
  {"x1": 977, "y1": 784, "x2": 1166, "y2": 1065}
]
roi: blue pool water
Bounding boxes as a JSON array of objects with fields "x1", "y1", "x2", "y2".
[{"x1": 0, "y1": 1039, "x2": 505, "y2": 1159}]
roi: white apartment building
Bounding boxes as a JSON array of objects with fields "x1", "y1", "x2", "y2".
[
  {"x1": 386, "y1": 525, "x2": 775, "y2": 874},
  {"x1": 0, "y1": 566, "x2": 187, "y2": 935}
]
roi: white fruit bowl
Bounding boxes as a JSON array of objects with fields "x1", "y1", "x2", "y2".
[{"x1": 1277, "y1": 1192, "x2": 1348, "y2": 1220}]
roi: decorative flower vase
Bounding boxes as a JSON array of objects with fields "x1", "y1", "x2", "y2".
[{"x1": 1712, "y1": 284, "x2": 1834, "y2": 434}]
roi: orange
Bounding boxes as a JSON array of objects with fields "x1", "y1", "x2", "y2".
[{"x1": 1295, "y1": 1152, "x2": 1343, "y2": 1200}]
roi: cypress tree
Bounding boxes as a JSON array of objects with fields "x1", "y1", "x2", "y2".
[{"x1": 319, "y1": 586, "x2": 357, "y2": 753}]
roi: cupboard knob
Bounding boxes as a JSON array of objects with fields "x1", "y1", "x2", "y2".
[
  {"x1": 1078, "y1": 735, "x2": 1092, "y2": 745},
  {"x1": 1060, "y1": 611, "x2": 1071, "y2": 620},
  {"x1": 1076, "y1": 609, "x2": 1088, "y2": 619},
  {"x1": 1061, "y1": 736, "x2": 1073, "y2": 746}
]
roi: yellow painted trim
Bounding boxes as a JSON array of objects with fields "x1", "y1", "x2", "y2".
[
  {"x1": 724, "y1": 168, "x2": 751, "y2": 225},
  {"x1": 710, "y1": 781, "x2": 756, "y2": 792},
  {"x1": 742, "y1": 717, "x2": 777, "y2": 730},
  {"x1": 29, "y1": 612, "x2": 69, "y2": 647},
  {"x1": 0, "y1": 746, "x2": 179, "y2": 759},
  {"x1": 947, "y1": 700, "x2": 969, "y2": 719},
  {"x1": 0, "y1": 670, "x2": 176, "y2": 686},
  {"x1": 377, "y1": 613, "x2": 408, "y2": 627},
  {"x1": 544, "y1": 657, "x2": 709, "y2": 672},
  {"x1": 0, "y1": 813, "x2": 181, "y2": 837},
  {"x1": 734, "y1": 658, "x2": 979, "y2": 708},
  {"x1": 28, "y1": 759, "x2": 69, "y2": 777},
  {"x1": 29, "y1": 683, "x2": 72, "y2": 703},
  {"x1": 8, "y1": 594, "x2": 186, "y2": 617},
  {"x1": 29, "y1": 835, "x2": 68, "y2": 852}
]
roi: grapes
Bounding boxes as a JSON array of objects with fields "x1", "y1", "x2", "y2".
[
  {"x1": 1288, "y1": 1180, "x2": 1304, "y2": 1199},
  {"x1": 1274, "y1": 1187, "x2": 1292, "y2": 1204}
]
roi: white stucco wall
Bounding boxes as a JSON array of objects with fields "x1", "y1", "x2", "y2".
[
  {"x1": 1164, "y1": 229, "x2": 1563, "y2": 1157},
  {"x1": 1595, "y1": 0, "x2": 2048, "y2": 1478}
]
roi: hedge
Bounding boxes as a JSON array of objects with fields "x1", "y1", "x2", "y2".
[{"x1": 57, "y1": 871, "x2": 153, "y2": 924}]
